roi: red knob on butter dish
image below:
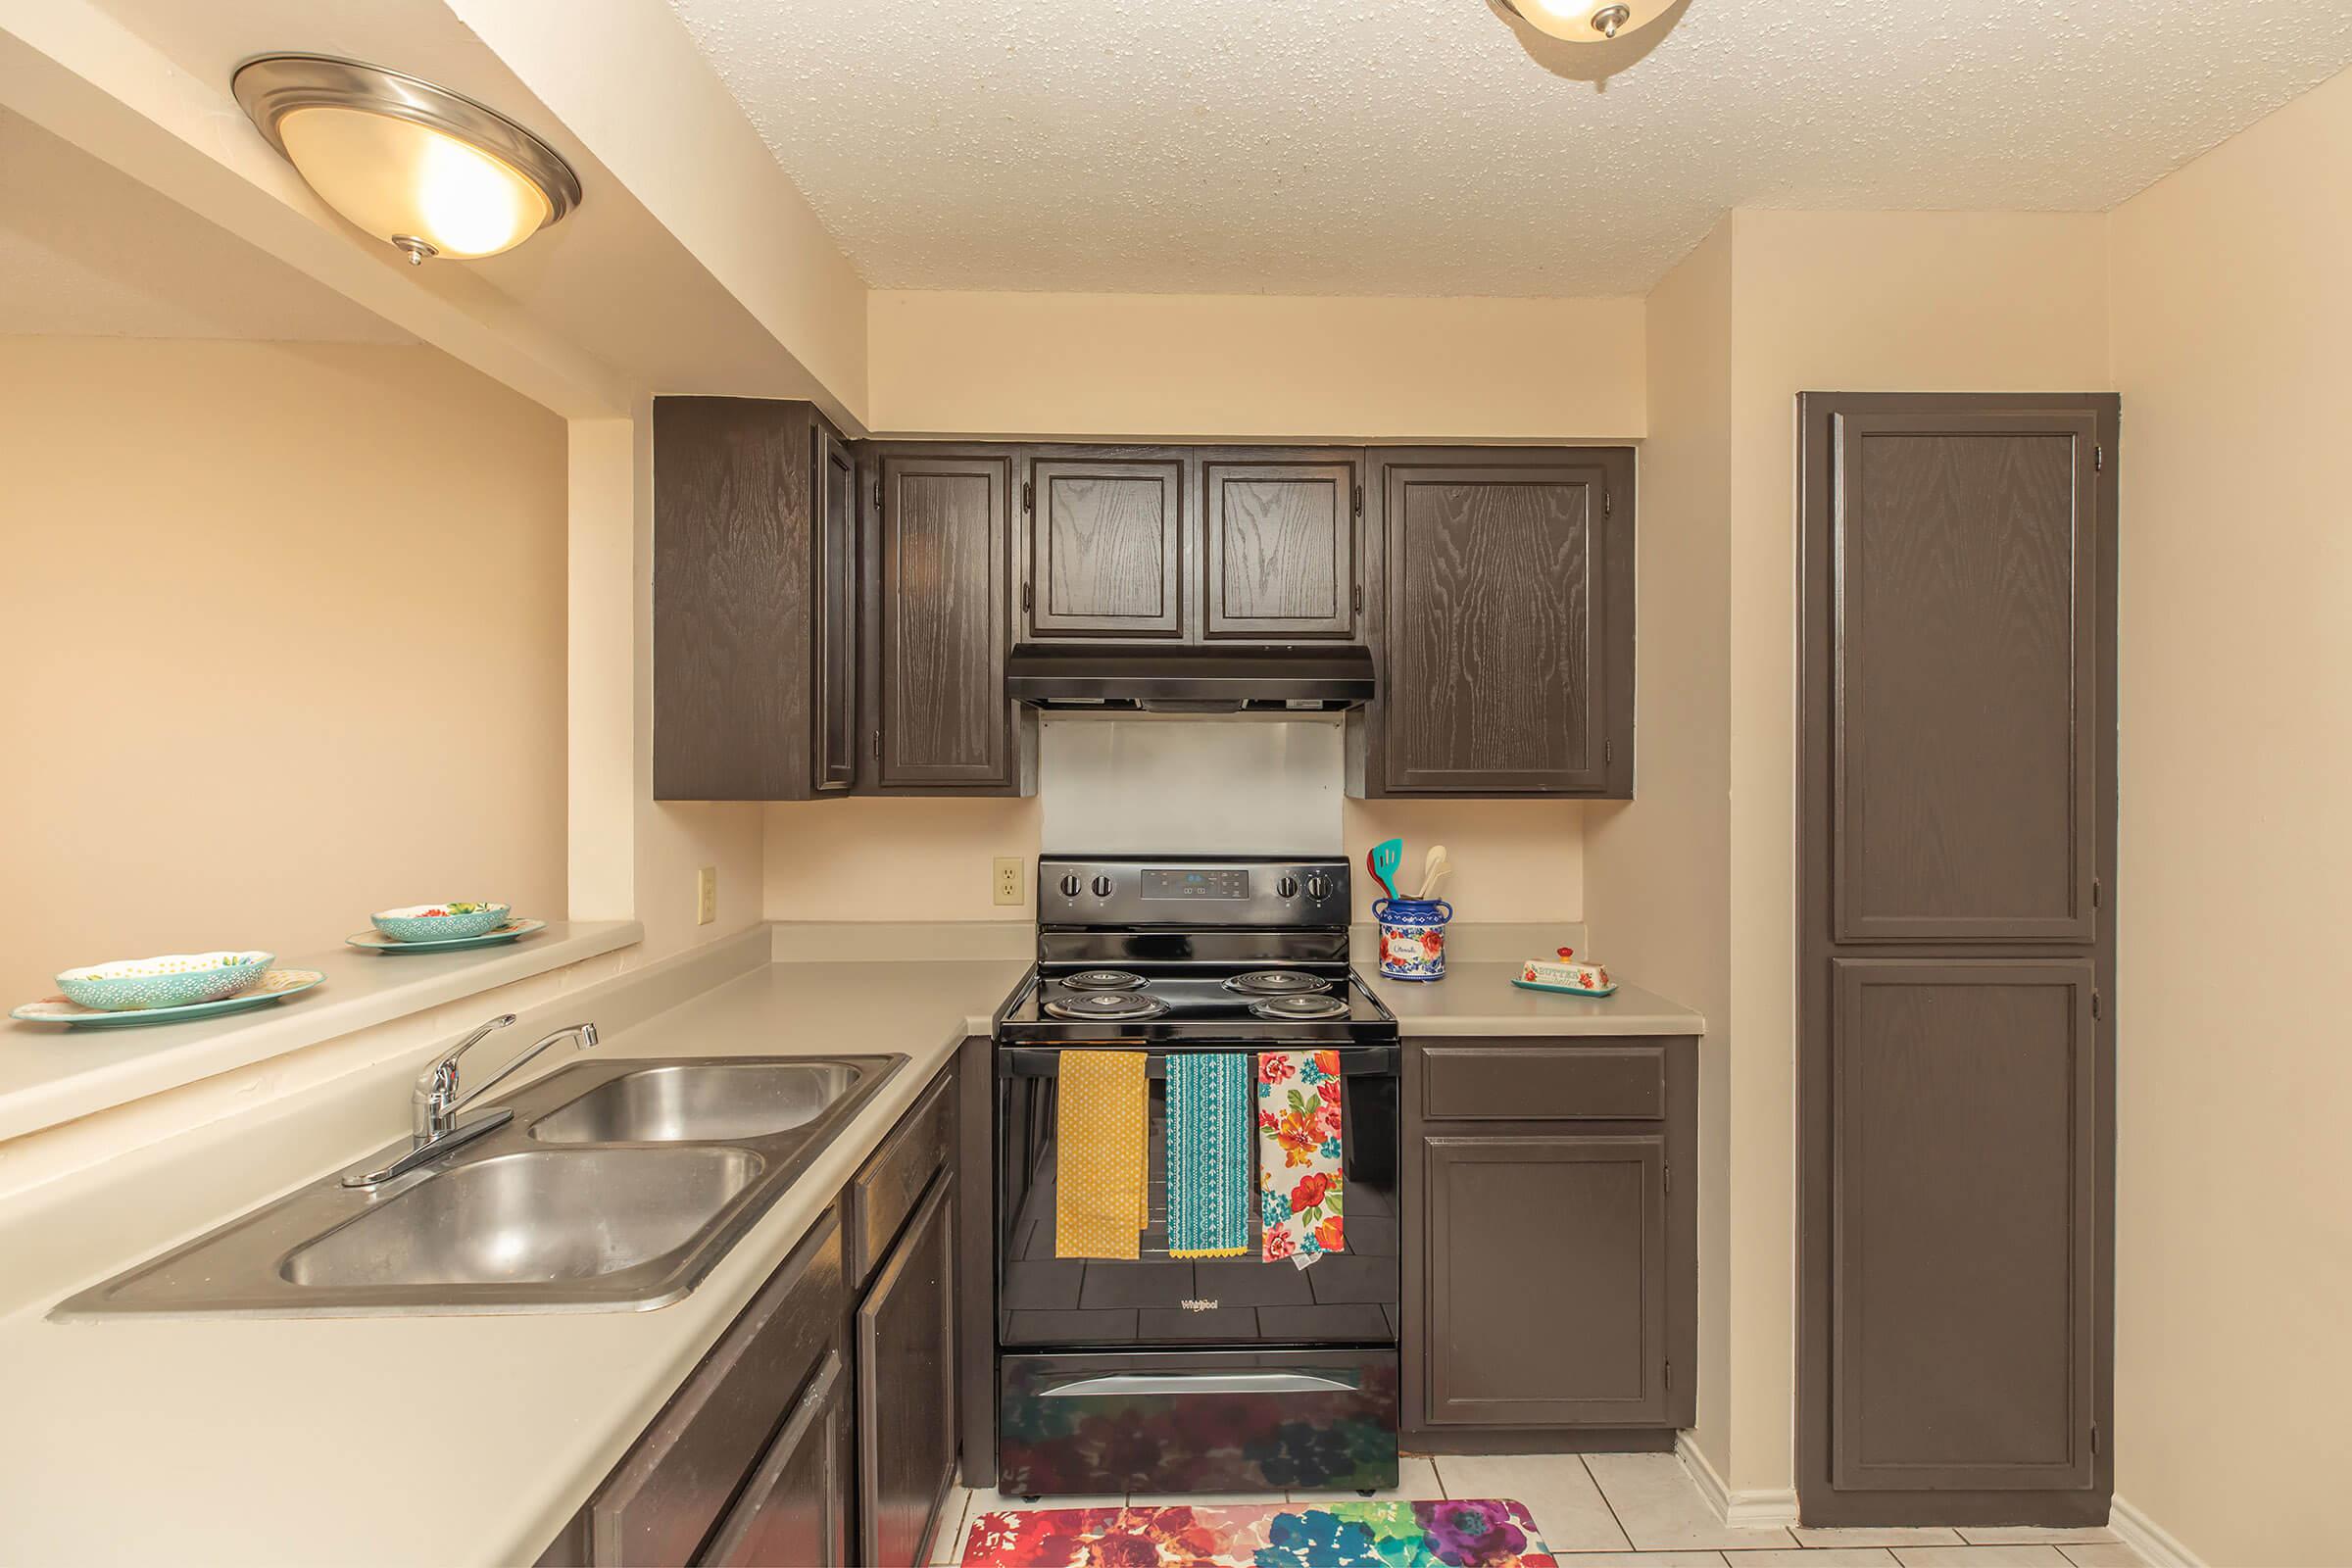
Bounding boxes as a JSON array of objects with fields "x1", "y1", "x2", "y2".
[{"x1": 1557, "y1": 948, "x2": 1574, "y2": 959}]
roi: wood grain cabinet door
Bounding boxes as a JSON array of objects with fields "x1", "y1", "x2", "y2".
[
  {"x1": 1022, "y1": 452, "x2": 1188, "y2": 639},
  {"x1": 1826, "y1": 408, "x2": 2100, "y2": 944},
  {"x1": 1828, "y1": 959, "x2": 2098, "y2": 1494},
  {"x1": 857, "y1": 1174, "x2": 957, "y2": 1568},
  {"x1": 1798, "y1": 393, "x2": 2118, "y2": 1528},
  {"x1": 1371, "y1": 449, "x2": 1634, "y2": 796},
  {"x1": 1421, "y1": 1134, "x2": 1669, "y2": 1428},
  {"x1": 700, "y1": 1348, "x2": 853, "y2": 1568},
  {"x1": 811, "y1": 425, "x2": 858, "y2": 793},
  {"x1": 871, "y1": 448, "x2": 1019, "y2": 790},
  {"x1": 1201, "y1": 454, "x2": 1360, "y2": 639}
]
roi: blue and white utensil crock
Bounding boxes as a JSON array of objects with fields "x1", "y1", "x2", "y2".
[{"x1": 1373, "y1": 898, "x2": 1453, "y2": 981}]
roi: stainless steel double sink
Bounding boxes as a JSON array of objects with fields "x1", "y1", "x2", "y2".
[{"x1": 56, "y1": 1054, "x2": 906, "y2": 1319}]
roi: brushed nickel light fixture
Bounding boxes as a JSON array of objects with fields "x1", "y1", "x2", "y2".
[
  {"x1": 232, "y1": 55, "x2": 581, "y2": 265},
  {"x1": 1496, "y1": 0, "x2": 1673, "y2": 42}
]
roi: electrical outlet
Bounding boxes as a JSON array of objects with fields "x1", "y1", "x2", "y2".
[
  {"x1": 696, "y1": 865, "x2": 717, "y2": 926},
  {"x1": 993, "y1": 857, "x2": 1025, "y2": 906}
]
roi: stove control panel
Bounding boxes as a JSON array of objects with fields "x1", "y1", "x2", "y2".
[{"x1": 1039, "y1": 858, "x2": 1350, "y2": 926}]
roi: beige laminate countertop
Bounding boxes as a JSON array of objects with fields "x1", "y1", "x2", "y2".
[
  {"x1": 0, "y1": 958, "x2": 1024, "y2": 1568},
  {"x1": 1364, "y1": 964, "x2": 1705, "y2": 1037}
]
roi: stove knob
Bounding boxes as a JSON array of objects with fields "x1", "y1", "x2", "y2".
[
  {"x1": 1276, "y1": 875, "x2": 1299, "y2": 899},
  {"x1": 1058, "y1": 873, "x2": 1083, "y2": 899},
  {"x1": 1304, "y1": 873, "x2": 1331, "y2": 901},
  {"x1": 1090, "y1": 875, "x2": 1115, "y2": 898}
]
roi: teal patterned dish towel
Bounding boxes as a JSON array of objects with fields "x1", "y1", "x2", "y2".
[{"x1": 1166, "y1": 1052, "x2": 1251, "y2": 1259}]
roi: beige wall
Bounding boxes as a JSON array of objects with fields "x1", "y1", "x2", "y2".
[
  {"x1": 0, "y1": 338, "x2": 568, "y2": 1005},
  {"x1": 2106, "y1": 65, "x2": 2352, "y2": 1568},
  {"x1": 762, "y1": 796, "x2": 1587, "y2": 926},
  {"x1": 867, "y1": 290, "x2": 1645, "y2": 441},
  {"x1": 1589, "y1": 217, "x2": 1736, "y2": 1469}
]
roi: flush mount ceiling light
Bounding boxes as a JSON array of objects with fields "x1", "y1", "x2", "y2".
[
  {"x1": 232, "y1": 54, "x2": 581, "y2": 265},
  {"x1": 1495, "y1": 0, "x2": 1674, "y2": 42}
]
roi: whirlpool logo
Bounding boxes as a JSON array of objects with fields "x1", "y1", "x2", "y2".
[{"x1": 1180, "y1": 1298, "x2": 1219, "y2": 1312}]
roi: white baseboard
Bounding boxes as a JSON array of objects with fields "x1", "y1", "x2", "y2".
[
  {"x1": 2111, "y1": 1495, "x2": 2205, "y2": 1568},
  {"x1": 1674, "y1": 1433, "x2": 1801, "y2": 1529}
]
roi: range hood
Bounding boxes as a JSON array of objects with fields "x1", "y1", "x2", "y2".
[{"x1": 1004, "y1": 644, "x2": 1375, "y2": 712}]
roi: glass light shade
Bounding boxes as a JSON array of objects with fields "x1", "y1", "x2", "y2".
[
  {"x1": 276, "y1": 107, "x2": 549, "y2": 260},
  {"x1": 1503, "y1": 0, "x2": 1676, "y2": 42},
  {"x1": 233, "y1": 56, "x2": 579, "y2": 265}
]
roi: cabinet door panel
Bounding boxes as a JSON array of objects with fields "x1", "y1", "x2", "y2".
[
  {"x1": 1829, "y1": 959, "x2": 2096, "y2": 1494},
  {"x1": 700, "y1": 1348, "x2": 852, "y2": 1568},
  {"x1": 1831, "y1": 412, "x2": 2099, "y2": 943},
  {"x1": 1422, "y1": 1134, "x2": 1666, "y2": 1427},
  {"x1": 1026, "y1": 455, "x2": 1187, "y2": 638},
  {"x1": 1375, "y1": 451, "x2": 1630, "y2": 795},
  {"x1": 813, "y1": 424, "x2": 858, "y2": 792},
  {"x1": 858, "y1": 1175, "x2": 957, "y2": 1568},
  {"x1": 1202, "y1": 457, "x2": 1357, "y2": 638},
  {"x1": 876, "y1": 450, "x2": 1016, "y2": 789}
]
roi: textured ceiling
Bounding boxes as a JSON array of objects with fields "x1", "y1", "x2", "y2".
[
  {"x1": 665, "y1": 0, "x2": 2352, "y2": 296},
  {"x1": 0, "y1": 109, "x2": 412, "y2": 342}
]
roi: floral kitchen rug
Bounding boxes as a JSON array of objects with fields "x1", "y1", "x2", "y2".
[{"x1": 958, "y1": 1497, "x2": 1556, "y2": 1568}]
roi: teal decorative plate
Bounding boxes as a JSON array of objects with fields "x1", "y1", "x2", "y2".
[
  {"x1": 1510, "y1": 976, "x2": 1619, "y2": 998},
  {"x1": 345, "y1": 918, "x2": 546, "y2": 954},
  {"x1": 13, "y1": 969, "x2": 326, "y2": 1028}
]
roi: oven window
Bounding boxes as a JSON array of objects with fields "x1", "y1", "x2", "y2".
[{"x1": 997, "y1": 1051, "x2": 1399, "y2": 1348}]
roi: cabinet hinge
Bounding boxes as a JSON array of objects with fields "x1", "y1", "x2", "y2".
[
  {"x1": 2094, "y1": 443, "x2": 2105, "y2": 473},
  {"x1": 2091, "y1": 990, "x2": 2102, "y2": 1020},
  {"x1": 1352, "y1": 484, "x2": 1363, "y2": 519},
  {"x1": 1604, "y1": 488, "x2": 1613, "y2": 517},
  {"x1": 1021, "y1": 482, "x2": 1035, "y2": 514}
]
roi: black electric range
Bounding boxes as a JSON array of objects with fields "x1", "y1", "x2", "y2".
[{"x1": 988, "y1": 856, "x2": 1401, "y2": 1497}]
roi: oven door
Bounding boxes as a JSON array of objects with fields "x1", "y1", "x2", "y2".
[{"x1": 995, "y1": 1044, "x2": 1399, "y2": 1350}]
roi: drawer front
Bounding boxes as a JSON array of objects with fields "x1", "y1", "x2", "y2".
[
  {"x1": 850, "y1": 1067, "x2": 956, "y2": 1284},
  {"x1": 1000, "y1": 1348, "x2": 1399, "y2": 1495},
  {"x1": 591, "y1": 1208, "x2": 846, "y2": 1567},
  {"x1": 1421, "y1": 1042, "x2": 1666, "y2": 1122}
]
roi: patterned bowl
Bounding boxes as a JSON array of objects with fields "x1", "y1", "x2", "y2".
[
  {"x1": 369, "y1": 902, "x2": 511, "y2": 943},
  {"x1": 56, "y1": 951, "x2": 275, "y2": 1011}
]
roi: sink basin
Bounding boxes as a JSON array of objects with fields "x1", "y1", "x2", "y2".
[
  {"x1": 530, "y1": 1061, "x2": 862, "y2": 1145},
  {"x1": 53, "y1": 1053, "x2": 906, "y2": 1318},
  {"x1": 281, "y1": 1149, "x2": 761, "y2": 1288}
]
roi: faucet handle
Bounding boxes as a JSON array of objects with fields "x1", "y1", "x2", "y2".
[{"x1": 417, "y1": 1013, "x2": 516, "y2": 1126}]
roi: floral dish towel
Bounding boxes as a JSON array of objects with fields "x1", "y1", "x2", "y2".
[{"x1": 1257, "y1": 1049, "x2": 1344, "y2": 1268}]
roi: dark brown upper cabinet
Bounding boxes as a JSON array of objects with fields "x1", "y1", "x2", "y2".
[
  {"x1": 862, "y1": 444, "x2": 1035, "y2": 795},
  {"x1": 1019, "y1": 448, "x2": 1189, "y2": 640},
  {"x1": 1360, "y1": 447, "x2": 1634, "y2": 798},
  {"x1": 1200, "y1": 451, "x2": 1361, "y2": 640},
  {"x1": 653, "y1": 398, "x2": 859, "y2": 802}
]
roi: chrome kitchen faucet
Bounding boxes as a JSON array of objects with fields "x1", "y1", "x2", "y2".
[{"x1": 343, "y1": 1013, "x2": 600, "y2": 1188}]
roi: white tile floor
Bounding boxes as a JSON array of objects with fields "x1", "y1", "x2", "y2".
[{"x1": 923, "y1": 1451, "x2": 2139, "y2": 1567}]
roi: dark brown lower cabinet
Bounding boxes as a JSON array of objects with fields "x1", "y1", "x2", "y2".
[
  {"x1": 1403, "y1": 1038, "x2": 1694, "y2": 1448},
  {"x1": 538, "y1": 1062, "x2": 963, "y2": 1568},
  {"x1": 701, "y1": 1348, "x2": 854, "y2": 1567},
  {"x1": 857, "y1": 1173, "x2": 959, "y2": 1568}
]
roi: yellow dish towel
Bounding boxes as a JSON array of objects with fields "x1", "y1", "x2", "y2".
[{"x1": 1055, "y1": 1050, "x2": 1149, "y2": 1259}]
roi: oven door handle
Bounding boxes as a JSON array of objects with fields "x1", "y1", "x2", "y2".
[
  {"x1": 998, "y1": 1045, "x2": 1398, "y2": 1080},
  {"x1": 1037, "y1": 1371, "x2": 1362, "y2": 1398}
]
